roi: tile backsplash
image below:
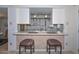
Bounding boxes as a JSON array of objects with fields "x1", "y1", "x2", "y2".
[{"x1": 18, "y1": 24, "x2": 64, "y2": 33}]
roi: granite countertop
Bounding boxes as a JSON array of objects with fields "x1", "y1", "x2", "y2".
[{"x1": 14, "y1": 32, "x2": 65, "y2": 36}]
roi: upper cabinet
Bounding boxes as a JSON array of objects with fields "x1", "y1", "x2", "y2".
[
  {"x1": 16, "y1": 8, "x2": 65, "y2": 24},
  {"x1": 16, "y1": 8, "x2": 29, "y2": 24},
  {"x1": 52, "y1": 8, "x2": 65, "y2": 24}
]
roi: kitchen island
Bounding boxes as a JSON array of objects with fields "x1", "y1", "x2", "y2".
[{"x1": 15, "y1": 32, "x2": 64, "y2": 50}]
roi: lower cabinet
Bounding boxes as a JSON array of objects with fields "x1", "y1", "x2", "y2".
[{"x1": 16, "y1": 34, "x2": 64, "y2": 50}]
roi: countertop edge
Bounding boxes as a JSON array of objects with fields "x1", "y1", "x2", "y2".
[{"x1": 13, "y1": 32, "x2": 67, "y2": 36}]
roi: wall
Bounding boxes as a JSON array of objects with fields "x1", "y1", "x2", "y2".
[
  {"x1": 78, "y1": 8, "x2": 79, "y2": 51},
  {"x1": 8, "y1": 7, "x2": 17, "y2": 51},
  {"x1": 64, "y1": 6, "x2": 78, "y2": 53},
  {"x1": 76, "y1": 6, "x2": 79, "y2": 52}
]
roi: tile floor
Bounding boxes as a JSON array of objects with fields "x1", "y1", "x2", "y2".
[
  {"x1": 0, "y1": 43, "x2": 75, "y2": 54},
  {"x1": 0, "y1": 42, "x2": 8, "y2": 51},
  {"x1": 0, "y1": 51, "x2": 74, "y2": 54}
]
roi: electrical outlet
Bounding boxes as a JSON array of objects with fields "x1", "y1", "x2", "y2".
[
  {"x1": 10, "y1": 42, "x2": 12, "y2": 45},
  {"x1": 66, "y1": 43, "x2": 68, "y2": 46}
]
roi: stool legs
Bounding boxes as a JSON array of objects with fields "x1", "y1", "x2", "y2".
[
  {"x1": 60, "y1": 46, "x2": 62, "y2": 54},
  {"x1": 46, "y1": 44, "x2": 48, "y2": 52},
  {"x1": 55, "y1": 46, "x2": 57, "y2": 52},
  {"x1": 48, "y1": 45, "x2": 50, "y2": 54},
  {"x1": 19, "y1": 46, "x2": 21, "y2": 54},
  {"x1": 25, "y1": 47, "x2": 26, "y2": 52},
  {"x1": 46, "y1": 44, "x2": 50, "y2": 54},
  {"x1": 19, "y1": 46, "x2": 35, "y2": 54},
  {"x1": 33, "y1": 45, "x2": 35, "y2": 52},
  {"x1": 47, "y1": 45, "x2": 62, "y2": 54},
  {"x1": 30, "y1": 47, "x2": 32, "y2": 54}
]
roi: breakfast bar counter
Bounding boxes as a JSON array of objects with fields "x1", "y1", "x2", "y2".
[{"x1": 15, "y1": 32, "x2": 65, "y2": 50}]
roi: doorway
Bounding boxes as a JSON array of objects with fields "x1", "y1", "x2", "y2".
[{"x1": 0, "y1": 8, "x2": 8, "y2": 52}]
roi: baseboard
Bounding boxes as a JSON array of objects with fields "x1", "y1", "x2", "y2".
[
  {"x1": 0, "y1": 49, "x2": 74, "y2": 54},
  {"x1": 16, "y1": 48, "x2": 73, "y2": 53}
]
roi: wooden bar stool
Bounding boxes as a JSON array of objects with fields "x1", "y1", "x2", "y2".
[
  {"x1": 19, "y1": 39, "x2": 35, "y2": 54},
  {"x1": 47, "y1": 39, "x2": 62, "y2": 54}
]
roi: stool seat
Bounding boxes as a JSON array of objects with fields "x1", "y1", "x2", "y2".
[
  {"x1": 47, "y1": 39, "x2": 61, "y2": 46},
  {"x1": 19, "y1": 39, "x2": 35, "y2": 54},
  {"x1": 47, "y1": 39, "x2": 62, "y2": 54},
  {"x1": 20, "y1": 39, "x2": 34, "y2": 46}
]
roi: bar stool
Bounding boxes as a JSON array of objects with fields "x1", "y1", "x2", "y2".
[
  {"x1": 47, "y1": 39, "x2": 62, "y2": 54},
  {"x1": 19, "y1": 39, "x2": 35, "y2": 54}
]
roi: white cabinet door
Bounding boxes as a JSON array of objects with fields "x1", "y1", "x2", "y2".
[
  {"x1": 52, "y1": 8, "x2": 65, "y2": 24},
  {"x1": 16, "y1": 8, "x2": 29, "y2": 24}
]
